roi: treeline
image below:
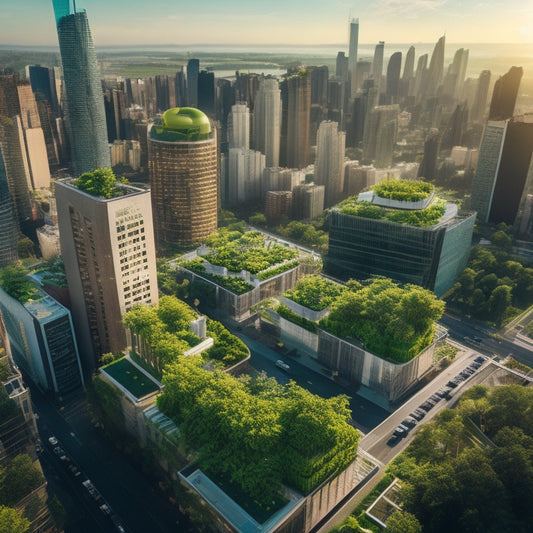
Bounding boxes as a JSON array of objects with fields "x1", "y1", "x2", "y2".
[
  {"x1": 388, "y1": 385, "x2": 533, "y2": 533},
  {"x1": 446, "y1": 244, "x2": 533, "y2": 325}
]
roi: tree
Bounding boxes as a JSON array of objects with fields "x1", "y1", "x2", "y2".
[
  {"x1": 0, "y1": 506, "x2": 30, "y2": 533},
  {"x1": 488, "y1": 284, "x2": 512, "y2": 325},
  {"x1": 248, "y1": 212, "x2": 267, "y2": 226},
  {"x1": 17, "y1": 237, "x2": 35, "y2": 258},
  {"x1": 385, "y1": 510, "x2": 422, "y2": 533},
  {"x1": 0, "y1": 454, "x2": 45, "y2": 506},
  {"x1": 76, "y1": 168, "x2": 126, "y2": 199},
  {"x1": 0, "y1": 266, "x2": 37, "y2": 303},
  {"x1": 491, "y1": 230, "x2": 512, "y2": 250}
]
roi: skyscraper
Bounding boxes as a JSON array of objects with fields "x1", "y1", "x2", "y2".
[
  {"x1": 0, "y1": 150, "x2": 19, "y2": 267},
  {"x1": 425, "y1": 35, "x2": 446, "y2": 99},
  {"x1": 471, "y1": 70, "x2": 491, "y2": 124},
  {"x1": 148, "y1": 107, "x2": 218, "y2": 249},
  {"x1": 386, "y1": 52, "x2": 402, "y2": 103},
  {"x1": 314, "y1": 121, "x2": 346, "y2": 207},
  {"x1": 363, "y1": 105, "x2": 399, "y2": 168},
  {"x1": 55, "y1": 175, "x2": 158, "y2": 372},
  {"x1": 52, "y1": 0, "x2": 111, "y2": 176},
  {"x1": 253, "y1": 78, "x2": 281, "y2": 168},
  {"x1": 348, "y1": 18, "x2": 359, "y2": 98},
  {"x1": 488, "y1": 66, "x2": 523, "y2": 121},
  {"x1": 471, "y1": 115, "x2": 533, "y2": 225},
  {"x1": 187, "y1": 59, "x2": 200, "y2": 108},
  {"x1": 228, "y1": 104, "x2": 250, "y2": 150},
  {"x1": 371, "y1": 41, "x2": 385, "y2": 92},
  {"x1": 283, "y1": 70, "x2": 312, "y2": 169}
]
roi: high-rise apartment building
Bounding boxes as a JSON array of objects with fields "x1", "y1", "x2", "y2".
[
  {"x1": 363, "y1": 105, "x2": 399, "y2": 168},
  {"x1": 471, "y1": 70, "x2": 491, "y2": 124},
  {"x1": 187, "y1": 59, "x2": 200, "y2": 108},
  {"x1": 292, "y1": 183, "x2": 325, "y2": 220},
  {"x1": 52, "y1": 0, "x2": 111, "y2": 176},
  {"x1": 28, "y1": 65, "x2": 59, "y2": 113},
  {"x1": 55, "y1": 177, "x2": 158, "y2": 372},
  {"x1": 488, "y1": 66, "x2": 523, "y2": 121},
  {"x1": 227, "y1": 148, "x2": 265, "y2": 205},
  {"x1": 228, "y1": 104, "x2": 250, "y2": 150},
  {"x1": 471, "y1": 115, "x2": 533, "y2": 225},
  {"x1": 148, "y1": 107, "x2": 218, "y2": 249},
  {"x1": 424, "y1": 35, "x2": 446, "y2": 99},
  {"x1": 283, "y1": 70, "x2": 311, "y2": 169},
  {"x1": 0, "y1": 151, "x2": 19, "y2": 267},
  {"x1": 253, "y1": 78, "x2": 281, "y2": 168},
  {"x1": 314, "y1": 121, "x2": 346, "y2": 207},
  {"x1": 386, "y1": 52, "x2": 402, "y2": 103},
  {"x1": 371, "y1": 41, "x2": 385, "y2": 92}
]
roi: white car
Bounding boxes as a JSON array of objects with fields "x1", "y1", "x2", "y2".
[
  {"x1": 276, "y1": 360, "x2": 290, "y2": 371},
  {"x1": 48, "y1": 436, "x2": 58, "y2": 446}
]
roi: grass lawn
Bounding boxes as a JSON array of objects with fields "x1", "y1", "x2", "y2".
[{"x1": 104, "y1": 358, "x2": 160, "y2": 398}]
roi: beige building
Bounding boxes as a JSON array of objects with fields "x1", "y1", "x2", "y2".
[
  {"x1": 148, "y1": 107, "x2": 218, "y2": 250},
  {"x1": 55, "y1": 179, "x2": 158, "y2": 372}
]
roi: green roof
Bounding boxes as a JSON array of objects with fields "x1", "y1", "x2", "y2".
[{"x1": 150, "y1": 107, "x2": 212, "y2": 142}]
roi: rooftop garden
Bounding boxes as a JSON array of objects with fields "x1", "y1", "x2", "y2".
[
  {"x1": 103, "y1": 358, "x2": 160, "y2": 398},
  {"x1": 123, "y1": 295, "x2": 249, "y2": 376},
  {"x1": 178, "y1": 227, "x2": 300, "y2": 292},
  {"x1": 372, "y1": 179, "x2": 433, "y2": 202},
  {"x1": 338, "y1": 197, "x2": 446, "y2": 227},
  {"x1": 277, "y1": 277, "x2": 445, "y2": 363},
  {"x1": 283, "y1": 275, "x2": 345, "y2": 311},
  {"x1": 158, "y1": 357, "x2": 359, "y2": 510},
  {"x1": 0, "y1": 265, "x2": 38, "y2": 304},
  {"x1": 74, "y1": 168, "x2": 128, "y2": 199}
]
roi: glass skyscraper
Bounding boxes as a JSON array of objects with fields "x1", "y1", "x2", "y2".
[{"x1": 52, "y1": 0, "x2": 110, "y2": 176}]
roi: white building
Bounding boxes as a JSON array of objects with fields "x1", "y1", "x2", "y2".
[{"x1": 253, "y1": 78, "x2": 281, "y2": 167}]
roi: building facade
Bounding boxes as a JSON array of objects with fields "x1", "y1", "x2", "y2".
[
  {"x1": 55, "y1": 179, "x2": 158, "y2": 372},
  {"x1": 148, "y1": 107, "x2": 218, "y2": 249}
]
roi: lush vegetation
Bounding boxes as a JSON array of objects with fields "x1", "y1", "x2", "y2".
[
  {"x1": 0, "y1": 505, "x2": 30, "y2": 533},
  {"x1": 277, "y1": 304, "x2": 318, "y2": 333},
  {"x1": 388, "y1": 385, "x2": 533, "y2": 533},
  {"x1": 0, "y1": 266, "x2": 37, "y2": 303},
  {"x1": 103, "y1": 358, "x2": 160, "y2": 397},
  {"x1": 157, "y1": 357, "x2": 359, "y2": 509},
  {"x1": 446, "y1": 242, "x2": 533, "y2": 326},
  {"x1": 180, "y1": 258, "x2": 254, "y2": 294},
  {"x1": 283, "y1": 275, "x2": 344, "y2": 311},
  {"x1": 156, "y1": 261, "x2": 189, "y2": 298},
  {"x1": 203, "y1": 229, "x2": 298, "y2": 274},
  {"x1": 123, "y1": 295, "x2": 248, "y2": 373},
  {"x1": 372, "y1": 179, "x2": 433, "y2": 202},
  {"x1": 274, "y1": 220, "x2": 329, "y2": 255},
  {"x1": 36, "y1": 257, "x2": 68, "y2": 288},
  {"x1": 320, "y1": 278, "x2": 445, "y2": 362},
  {"x1": 75, "y1": 168, "x2": 128, "y2": 199},
  {"x1": 256, "y1": 260, "x2": 299, "y2": 281},
  {"x1": 338, "y1": 198, "x2": 446, "y2": 227}
]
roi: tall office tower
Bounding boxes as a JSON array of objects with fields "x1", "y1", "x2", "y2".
[
  {"x1": 284, "y1": 70, "x2": 312, "y2": 169},
  {"x1": 16, "y1": 84, "x2": 51, "y2": 189},
  {"x1": 348, "y1": 18, "x2": 359, "y2": 98},
  {"x1": 403, "y1": 46, "x2": 415, "y2": 80},
  {"x1": 28, "y1": 65, "x2": 59, "y2": 113},
  {"x1": 155, "y1": 75, "x2": 176, "y2": 113},
  {"x1": 291, "y1": 183, "x2": 325, "y2": 220},
  {"x1": 471, "y1": 115, "x2": 533, "y2": 225},
  {"x1": 424, "y1": 35, "x2": 446, "y2": 99},
  {"x1": 347, "y1": 79, "x2": 378, "y2": 146},
  {"x1": 441, "y1": 48, "x2": 469, "y2": 103},
  {"x1": 0, "y1": 118, "x2": 32, "y2": 225},
  {"x1": 175, "y1": 67, "x2": 188, "y2": 107},
  {"x1": 310, "y1": 66, "x2": 329, "y2": 140},
  {"x1": 471, "y1": 70, "x2": 491, "y2": 124},
  {"x1": 327, "y1": 78, "x2": 345, "y2": 124},
  {"x1": 441, "y1": 102, "x2": 468, "y2": 150},
  {"x1": 0, "y1": 152, "x2": 19, "y2": 267},
  {"x1": 198, "y1": 70, "x2": 216, "y2": 117},
  {"x1": 488, "y1": 66, "x2": 523, "y2": 121},
  {"x1": 314, "y1": 121, "x2": 346, "y2": 207},
  {"x1": 418, "y1": 129, "x2": 441, "y2": 180},
  {"x1": 187, "y1": 59, "x2": 200, "y2": 108},
  {"x1": 253, "y1": 78, "x2": 281, "y2": 168},
  {"x1": 148, "y1": 107, "x2": 217, "y2": 249},
  {"x1": 353, "y1": 60, "x2": 371, "y2": 94},
  {"x1": 227, "y1": 148, "x2": 265, "y2": 205},
  {"x1": 327, "y1": 183, "x2": 476, "y2": 296},
  {"x1": 386, "y1": 52, "x2": 402, "y2": 103},
  {"x1": 35, "y1": 95, "x2": 61, "y2": 167},
  {"x1": 234, "y1": 73, "x2": 260, "y2": 110},
  {"x1": 55, "y1": 175, "x2": 158, "y2": 372},
  {"x1": 336, "y1": 52, "x2": 348, "y2": 81},
  {"x1": 363, "y1": 105, "x2": 399, "y2": 168},
  {"x1": 413, "y1": 53, "x2": 428, "y2": 100},
  {"x1": 52, "y1": 0, "x2": 111, "y2": 176},
  {"x1": 228, "y1": 104, "x2": 250, "y2": 150},
  {"x1": 262, "y1": 167, "x2": 303, "y2": 194},
  {"x1": 371, "y1": 41, "x2": 385, "y2": 92}
]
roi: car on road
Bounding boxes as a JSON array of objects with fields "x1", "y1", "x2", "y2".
[
  {"x1": 393, "y1": 424, "x2": 410, "y2": 437},
  {"x1": 420, "y1": 402, "x2": 433, "y2": 412},
  {"x1": 111, "y1": 515, "x2": 126, "y2": 533},
  {"x1": 53, "y1": 446, "x2": 67, "y2": 460},
  {"x1": 48, "y1": 436, "x2": 58, "y2": 446},
  {"x1": 429, "y1": 394, "x2": 441, "y2": 403},
  {"x1": 402, "y1": 418, "x2": 416, "y2": 429},
  {"x1": 275, "y1": 360, "x2": 290, "y2": 371},
  {"x1": 100, "y1": 503, "x2": 113, "y2": 515},
  {"x1": 475, "y1": 355, "x2": 485, "y2": 364},
  {"x1": 410, "y1": 410, "x2": 424, "y2": 421},
  {"x1": 446, "y1": 380, "x2": 458, "y2": 388},
  {"x1": 387, "y1": 434, "x2": 402, "y2": 447}
]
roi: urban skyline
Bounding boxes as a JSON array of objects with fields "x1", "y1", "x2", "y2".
[{"x1": 1, "y1": 0, "x2": 532, "y2": 46}]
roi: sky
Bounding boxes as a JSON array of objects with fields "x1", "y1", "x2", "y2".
[{"x1": 0, "y1": 0, "x2": 532, "y2": 47}]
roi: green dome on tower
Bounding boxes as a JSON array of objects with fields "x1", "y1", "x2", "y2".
[{"x1": 150, "y1": 107, "x2": 212, "y2": 142}]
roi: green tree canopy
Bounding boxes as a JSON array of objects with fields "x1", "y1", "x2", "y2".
[
  {"x1": 0, "y1": 266, "x2": 37, "y2": 303},
  {"x1": 75, "y1": 168, "x2": 127, "y2": 199},
  {"x1": 0, "y1": 506, "x2": 30, "y2": 533},
  {"x1": 385, "y1": 510, "x2": 422, "y2": 533}
]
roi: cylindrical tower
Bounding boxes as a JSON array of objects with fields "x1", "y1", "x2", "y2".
[{"x1": 148, "y1": 107, "x2": 218, "y2": 251}]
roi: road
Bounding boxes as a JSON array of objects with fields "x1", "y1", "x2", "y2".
[
  {"x1": 439, "y1": 312, "x2": 533, "y2": 367},
  {"x1": 30, "y1": 382, "x2": 193, "y2": 533}
]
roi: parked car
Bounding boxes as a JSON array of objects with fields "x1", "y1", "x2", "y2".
[
  {"x1": 48, "y1": 436, "x2": 58, "y2": 446},
  {"x1": 100, "y1": 503, "x2": 112, "y2": 515},
  {"x1": 474, "y1": 355, "x2": 486, "y2": 364},
  {"x1": 410, "y1": 411, "x2": 424, "y2": 421},
  {"x1": 402, "y1": 418, "x2": 416, "y2": 429},
  {"x1": 387, "y1": 434, "x2": 402, "y2": 447},
  {"x1": 446, "y1": 380, "x2": 458, "y2": 389},
  {"x1": 414, "y1": 408, "x2": 426, "y2": 418}
]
